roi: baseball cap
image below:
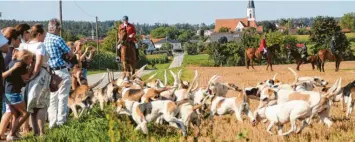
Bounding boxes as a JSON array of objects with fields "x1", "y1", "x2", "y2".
[{"x1": 0, "y1": 31, "x2": 8, "y2": 48}]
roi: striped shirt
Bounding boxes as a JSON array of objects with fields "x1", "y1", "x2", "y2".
[{"x1": 44, "y1": 33, "x2": 70, "y2": 68}]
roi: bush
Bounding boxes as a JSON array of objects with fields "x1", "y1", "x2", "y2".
[
  {"x1": 89, "y1": 51, "x2": 119, "y2": 70},
  {"x1": 184, "y1": 42, "x2": 198, "y2": 55},
  {"x1": 348, "y1": 37, "x2": 355, "y2": 42},
  {"x1": 146, "y1": 54, "x2": 169, "y2": 65}
]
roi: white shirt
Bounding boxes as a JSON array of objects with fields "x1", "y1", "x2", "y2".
[{"x1": 19, "y1": 41, "x2": 49, "y2": 67}]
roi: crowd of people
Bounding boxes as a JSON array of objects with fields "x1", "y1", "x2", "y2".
[{"x1": 0, "y1": 18, "x2": 96, "y2": 141}]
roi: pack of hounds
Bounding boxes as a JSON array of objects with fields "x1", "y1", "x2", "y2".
[{"x1": 68, "y1": 65, "x2": 355, "y2": 137}]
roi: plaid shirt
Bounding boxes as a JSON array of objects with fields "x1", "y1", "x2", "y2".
[{"x1": 44, "y1": 33, "x2": 70, "y2": 68}]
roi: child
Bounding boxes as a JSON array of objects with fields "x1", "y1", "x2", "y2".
[{"x1": 2, "y1": 49, "x2": 33, "y2": 141}]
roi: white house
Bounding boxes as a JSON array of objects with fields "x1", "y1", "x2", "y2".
[{"x1": 153, "y1": 38, "x2": 182, "y2": 50}]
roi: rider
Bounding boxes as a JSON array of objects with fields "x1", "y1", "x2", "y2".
[
  {"x1": 117, "y1": 16, "x2": 139, "y2": 61},
  {"x1": 258, "y1": 34, "x2": 267, "y2": 59},
  {"x1": 300, "y1": 42, "x2": 308, "y2": 62},
  {"x1": 330, "y1": 36, "x2": 338, "y2": 54}
]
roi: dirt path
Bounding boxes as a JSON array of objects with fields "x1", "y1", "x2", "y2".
[{"x1": 169, "y1": 53, "x2": 184, "y2": 69}]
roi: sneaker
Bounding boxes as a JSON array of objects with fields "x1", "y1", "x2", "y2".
[{"x1": 6, "y1": 135, "x2": 21, "y2": 141}]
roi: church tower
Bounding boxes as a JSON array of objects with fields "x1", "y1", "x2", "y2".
[{"x1": 247, "y1": 0, "x2": 255, "y2": 21}]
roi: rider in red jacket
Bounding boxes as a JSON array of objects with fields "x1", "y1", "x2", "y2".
[
  {"x1": 117, "y1": 16, "x2": 139, "y2": 61},
  {"x1": 258, "y1": 34, "x2": 267, "y2": 59}
]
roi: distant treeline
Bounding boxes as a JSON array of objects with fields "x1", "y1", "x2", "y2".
[{"x1": 0, "y1": 19, "x2": 214, "y2": 38}]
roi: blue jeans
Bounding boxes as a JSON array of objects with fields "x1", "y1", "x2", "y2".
[{"x1": 82, "y1": 68, "x2": 88, "y2": 79}]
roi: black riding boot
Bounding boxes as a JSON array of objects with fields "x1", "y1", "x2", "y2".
[{"x1": 135, "y1": 48, "x2": 140, "y2": 60}]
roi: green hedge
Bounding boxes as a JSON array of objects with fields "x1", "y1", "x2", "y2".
[
  {"x1": 89, "y1": 51, "x2": 119, "y2": 70},
  {"x1": 146, "y1": 54, "x2": 169, "y2": 65}
]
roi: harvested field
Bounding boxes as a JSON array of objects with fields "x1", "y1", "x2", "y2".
[{"x1": 186, "y1": 61, "x2": 355, "y2": 142}]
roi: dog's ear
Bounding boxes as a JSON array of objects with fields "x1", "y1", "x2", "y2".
[{"x1": 314, "y1": 78, "x2": 320, "y2": 82}]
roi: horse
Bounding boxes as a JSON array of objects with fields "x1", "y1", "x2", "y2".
[
  {"x1": 317, "y1": 49, "x2": 342, "y2": 72},
  {"x1": 117, "y1": 27, "x2": 137, "y2": 77},
  {"x1": 245, "y1": 44, "x2": 281, "y2": 71},
  {"x1": 287, "y1": 48, "x2": 318, "y2": 71}
]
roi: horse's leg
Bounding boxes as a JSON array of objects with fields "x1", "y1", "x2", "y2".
[
  {"x1": 296, "y1": 60, "x2": 301, "y2": 71},
  {"x1": 322, "y1": 61, "x2": 325, "y2": 72},
  {"x1": 269, "y1": 58, "x2": 273, "y2": 72},
  {"x1": 245, "y1": 54, "x2": 249, "y2": 69},
  {"x1": 251, "y1": 58, "x2": 255, "y2": 69}
]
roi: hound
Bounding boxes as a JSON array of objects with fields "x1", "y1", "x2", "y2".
[
  {"x1": 91, "y1": 70, "x2": 119, "y2": 110},
  {"x1": 201, "y1": 88, "x2": 256, "y2": 124},
  {"x1": 68, "y1": 73, "x2": 106, "y2": 118},
  {"x1": 115, "y1": 99, "x2": 187, "y2": 136},
  {"x1": 322, "y1": 80, "x2": 355, "y2": 118},
  {"x1": 258, "y1": 78, "x2": 342, "y2": 127},
  {"x1": 254, "y1": 100, "x2": 313, "y2": 136},
  {"x1": 207, "y1": 75, "x2": 241, "y2": 97}
]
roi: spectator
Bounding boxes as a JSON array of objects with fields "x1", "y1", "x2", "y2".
[
  {"x1": 3, "y1": 27, "x2": 21, "y2": 67},
  {"x1": 44, "y1": 18, "x2": 73, "y2": 129},
  {"x1": 15, "y1": 24, "x2": 30, "y2": 43},
  {"x1": 3, "y1": 49, "x2": 33, "y2": 141},
  {"x1": 0, "y1": 32, "x2": 9, "y2": 140},
  {"x1": 0, "y1": 27, "x2": 21, "y2": 139},
  {"x1": 74, "y1": 40, "x2": 95, "y2": 79},
  {"x1": 20, "y1": 24, "x2": 50, "y2": 136}
]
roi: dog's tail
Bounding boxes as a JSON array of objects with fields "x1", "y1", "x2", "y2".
[
  {"x1": 288, "y1": 67, "x2": 298, "y2": 85},
  {"x1": 193, "y1": 104, "x2": 203, "y2": 111}
]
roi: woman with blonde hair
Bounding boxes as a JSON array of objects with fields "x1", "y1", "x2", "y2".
[
  {"x1": 74, "y1": 40, "x2": 95, "y2": 79},
  {"x1": 20, "y1": 24, "x2": 50, "y2": 136},
  {"x1": 3, "y1": 49, "x2": 33, "y2": 141}
]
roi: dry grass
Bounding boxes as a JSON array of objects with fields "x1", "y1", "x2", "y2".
[{"x1": 185, "y1": 61, "x2": 355, "y2": 142}]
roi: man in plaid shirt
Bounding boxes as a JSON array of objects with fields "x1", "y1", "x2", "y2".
[{"x1": 44, "y1": 18, "x2": 74, "y2": 128}]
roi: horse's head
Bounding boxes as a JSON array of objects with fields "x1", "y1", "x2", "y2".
[{"x1": 119, "y1": 27, "x2": 128, "y2": 43}]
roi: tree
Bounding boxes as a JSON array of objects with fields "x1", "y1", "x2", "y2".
[
  {"x1": 160, "y1": 43, "x2": 173, "y2": 51},
  {"x1": 62, "y1": 30, "x2": 79, "y2": 42},
  {"x1": 184, "y1": 42, "x2": 198, "y2": 55},
  {"x1": 241, "y1": 29, "x2": 260, "y2": 48},
  {"x1": 260, "y1": 21, "x2": 276, "y2": 32},
  {"x1": 218, "y1": 27, "x2": 230, "y2": 33},
  {"x1": 279, "y1": 18, "x2": 288, "y2": 27},
  {"x1": 266, "y1": 31, "x2": 283, "y2": 47},
  {"x1": 151, "y1": 26, "x2": 179, "y2": 39},
  {"x1": 296, "y1": 28, "x2": 309, "y2": 35},
  {"x1": 340, "y1": 12, "x2": 355, "y2": 32},
  {"x1": 310, "y1": 16, "x2": 349, "y2": 54},
  {"x1": 177, "y1": 29, "x2": 194, "y2": 42}
]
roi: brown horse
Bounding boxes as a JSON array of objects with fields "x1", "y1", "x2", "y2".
[
  {"x1": 245, "y1": 44, "x2": 280, "y2": 71},
  {"x1": 287, "y1": 48, "x2": 318, "y2": 71},
  {"x1": 117, "y1": 27, "x2": 137, "y2": 77},
  {"x1": 317, "y1": 49, "x2": 342, "y2": 72}
]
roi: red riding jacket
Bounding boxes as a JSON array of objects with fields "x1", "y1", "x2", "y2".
[
  {"x1": 119, "y1": 23, "x2": 137, "y2": 43},
  {"x1": 258, "y1": 38, "x2": 267, "y2": 52}
]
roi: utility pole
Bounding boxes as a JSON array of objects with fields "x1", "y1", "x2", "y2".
[
  {"x1": 59, "y1": 0, "x2": 63, "y2": 37},
  {"x1": 96, "y1": 16, "x2": 100, "y2": 69}
]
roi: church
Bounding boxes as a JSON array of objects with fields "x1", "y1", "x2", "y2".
[{"x1": 214, "y1": 0, "x2": 263, "y2": 32}]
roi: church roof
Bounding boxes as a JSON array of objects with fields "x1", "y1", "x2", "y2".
[
  {"x1": 248, "y1": 0, "x2": 255, "y2": 8},
  {"x1": 214, "y1": 18, "x2": 262, "y2": 32}
]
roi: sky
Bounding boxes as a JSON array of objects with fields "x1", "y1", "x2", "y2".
[{"x1": 0, "y1": 0, "x2": 354, "y2": 24}]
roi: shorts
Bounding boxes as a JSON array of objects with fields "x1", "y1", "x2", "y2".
[
  {"x1": 1, "y1": 100, "x2": 11, "y2": 114},
  {"x1": 4, "y1": 93, "x2": 24, "y2": 105}
]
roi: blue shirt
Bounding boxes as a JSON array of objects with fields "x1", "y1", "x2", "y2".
[
  {"x1": 5, "y1": 60, "x2": 27, "y2": 94},
  {"x1": 44, "y1": 33, "x2": 70, "y2": 68}
]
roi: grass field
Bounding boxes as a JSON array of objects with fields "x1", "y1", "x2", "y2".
[
  {"x1": 183, "y1": 54, "x2": 215, "y2": 67},
  {"x1": 294, "y1": 33, "x2": 355, "y2": 42}
]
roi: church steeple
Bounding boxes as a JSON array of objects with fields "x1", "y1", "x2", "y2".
[
  {"x1": 247, "y1": 0, "x2": 255, "y2": 21},
  {"x1": 248, "y1": 0, "x2": 255, "y2": 8}
]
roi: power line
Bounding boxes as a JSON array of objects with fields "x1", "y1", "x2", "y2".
[{"x1": 73, "y1": 0, "x2": 95, "y2": 18}]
